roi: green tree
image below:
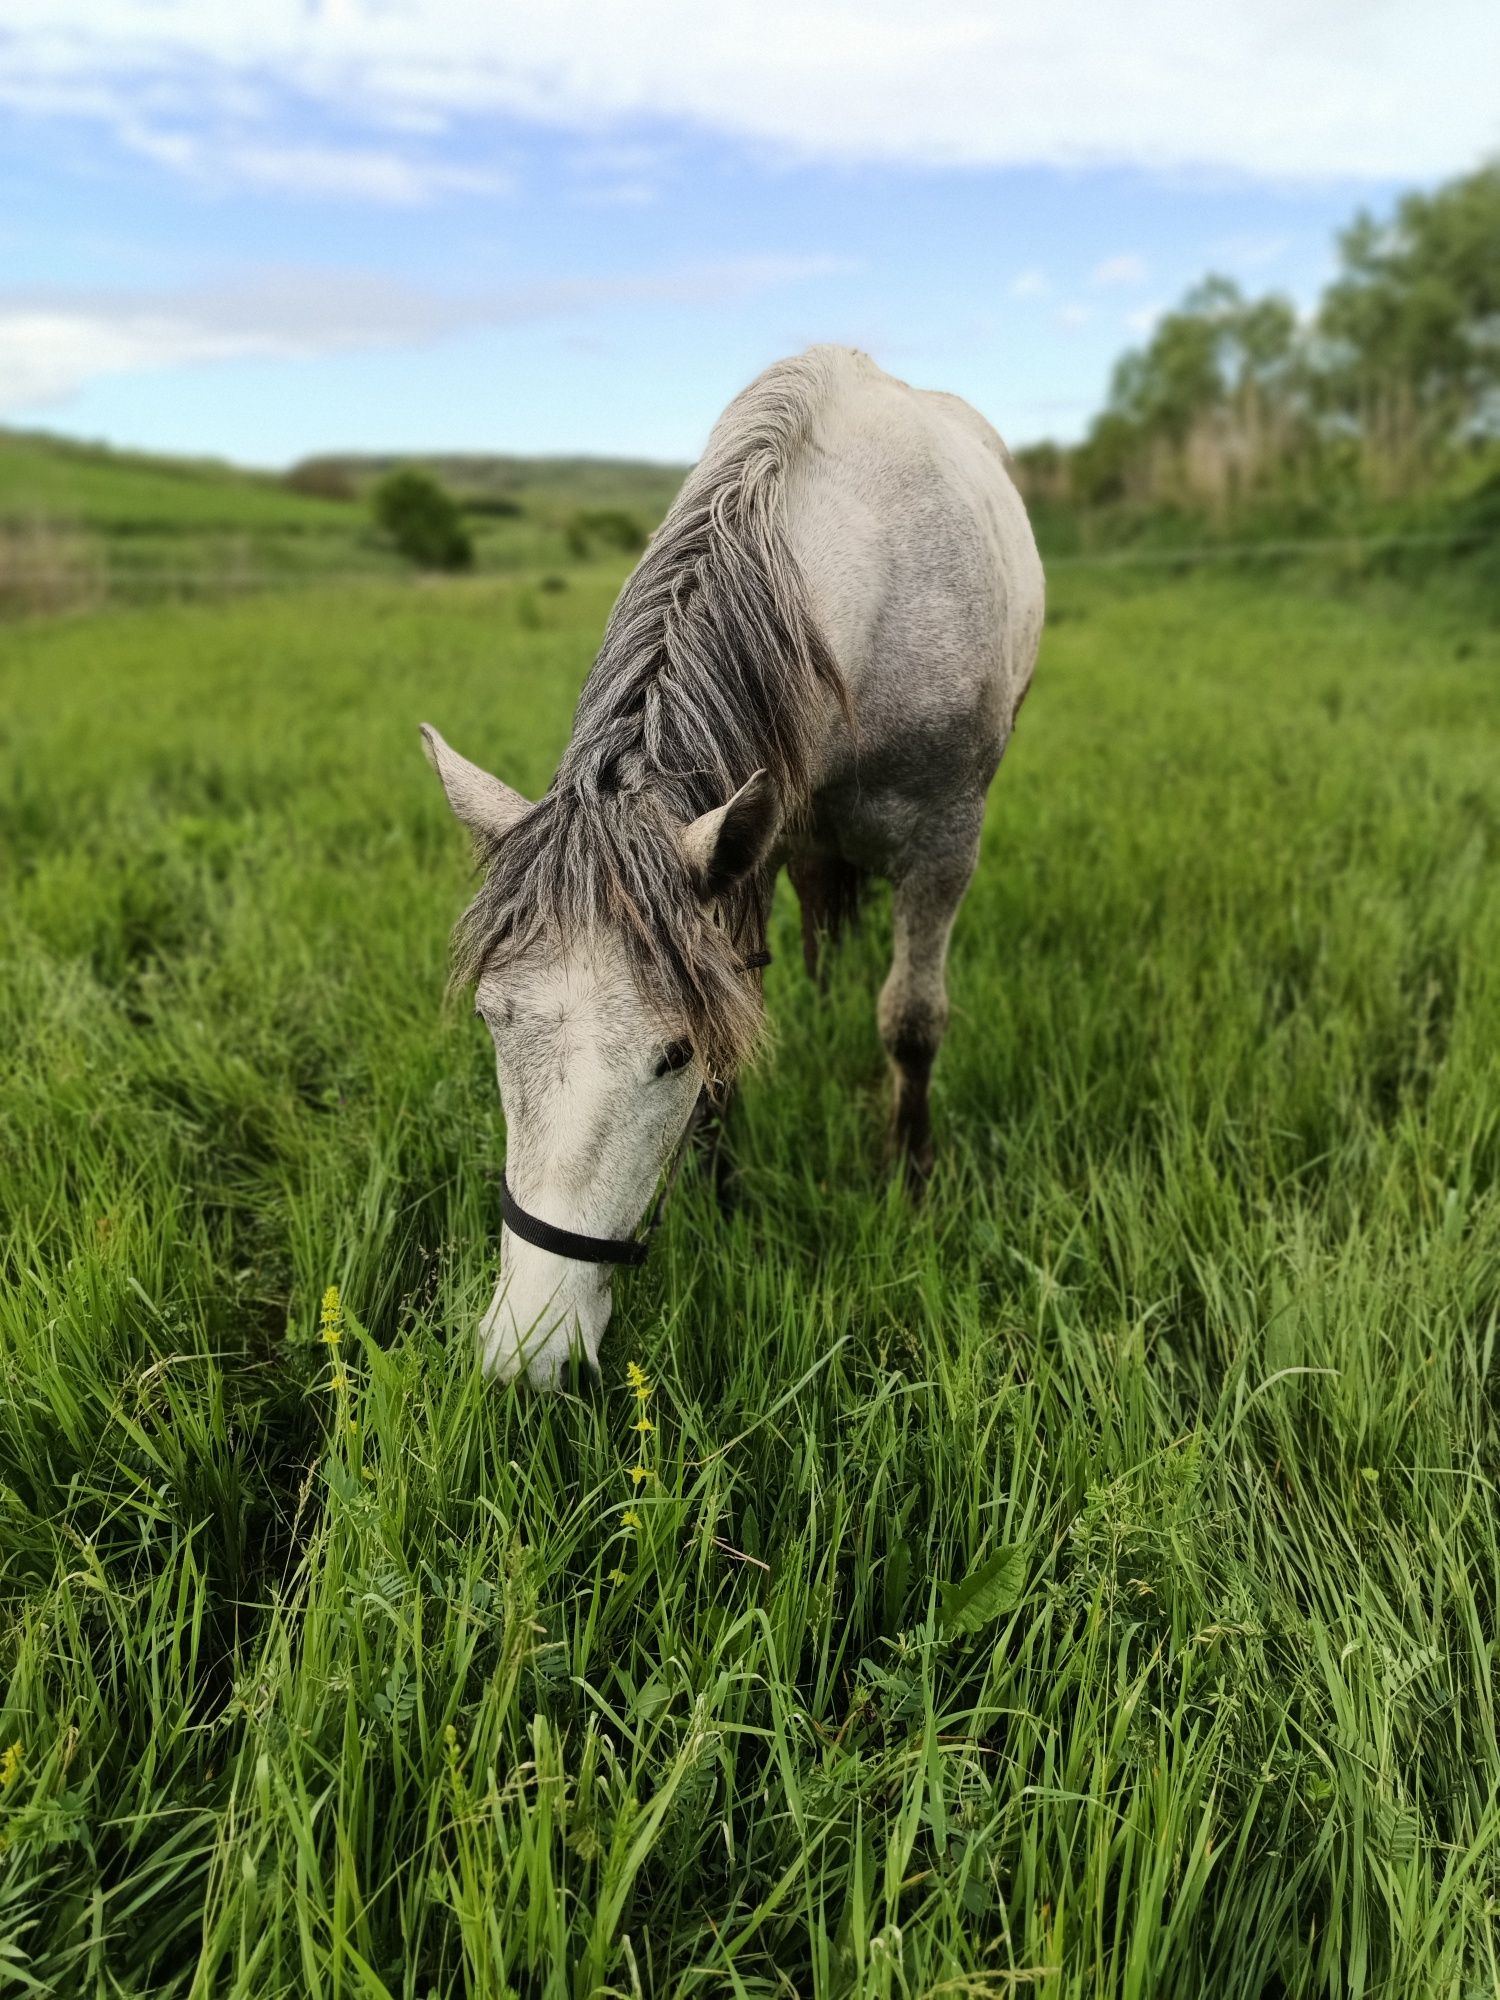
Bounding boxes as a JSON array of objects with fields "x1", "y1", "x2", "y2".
[
  {"x1": 1318, "y1": 162, "x2": 1500, "y2": 483},
  {"x1": 1078, "y1": 276, "x2": 1305, "y2": 510},
  {"x1": 372, "y1": 468, "x2": 473, "y2": 571},
  {"x1": 1108, "y1": 276, "x2": 1300, "y2": 445},
  {"x1": 1068, "y1": 411, "x2": 1143, "y2": 508}
]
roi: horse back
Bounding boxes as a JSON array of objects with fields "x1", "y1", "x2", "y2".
[{"x1": 780, "y1": 348, "x2": 1044, "y2": 825}]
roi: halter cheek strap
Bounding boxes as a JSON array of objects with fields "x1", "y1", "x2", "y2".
[{"x1": 497, "y1": 945, "x2": 771, "y2": 1269}]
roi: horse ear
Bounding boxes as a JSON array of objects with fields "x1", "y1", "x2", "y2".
[
  {"x1": 420, "y1": 725, "x2": 531, "y2": 841},
  {"x1": 679, "y1": 769, "x2": 779, "y2": 900}
]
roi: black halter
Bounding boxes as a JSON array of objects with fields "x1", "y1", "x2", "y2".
[
  {"x1": 501, "y1": 1174, "x2": 651, "y2": 1266},
  {"x1": 499, "y1": 947, "x2": 772, "y2": 1269}
]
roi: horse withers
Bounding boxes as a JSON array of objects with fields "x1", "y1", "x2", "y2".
[{"x1": 422, "y1": 346, "x2": 1044, "y2": 1386}]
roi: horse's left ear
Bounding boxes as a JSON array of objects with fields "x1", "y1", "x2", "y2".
[
  {"x1": 420, "y1": 724, "x2": 532, "y2": 842},
  {"x1": 679, "y1": 769, "x2": 779, "y2": 900}
]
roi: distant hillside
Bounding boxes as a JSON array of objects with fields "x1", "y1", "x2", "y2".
[
  {"x1": 289, "y1": 451, "x2": 687, "y2": 519},
  {"x1": 0, "y1": 429, "x2": 689, "y2": 615},
  {"x1": 0, "y1": 428, "x2": 350, "y2": 532}
]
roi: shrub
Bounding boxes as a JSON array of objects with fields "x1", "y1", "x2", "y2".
[
  {"x1": 283, "y1": 460, "x2": 357, "y2": 502},
  {"x1": 372, "y1": 469, "x2": 473, "y2": 571},
  {"x1": 462, "y1": 493, "x2": 524, "y2": 519},
  {"x1": 562, "y1": 507, "x2": 647, "y2": 560}
]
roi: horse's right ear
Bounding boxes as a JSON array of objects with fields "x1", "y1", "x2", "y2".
[
  {"x1": 420, "y1": 725, "x2": 531, "y2": 842},
  {"x1": 679, "y1": 769, "x2": 779, "y2": 900}
]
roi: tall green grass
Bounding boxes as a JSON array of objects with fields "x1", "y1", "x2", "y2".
[{"x1": 1, "y1": 563, "x2": 1496, "y2": 1996}]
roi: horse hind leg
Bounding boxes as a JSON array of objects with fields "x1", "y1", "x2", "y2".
[
  {"x1": 788, "y1": 851, "x2": 868, "y2": 983},
  {"x1": 877, "y1": 819, "x2": 981, "y2": 1192}
]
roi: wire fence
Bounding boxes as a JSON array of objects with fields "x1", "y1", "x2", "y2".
[
  {"x1": 1044, "y1": 527, "x2": 1491, "y2": 568},
  {"x1": 0, "y1": 526, "x2": 1491, "y2": 617}
]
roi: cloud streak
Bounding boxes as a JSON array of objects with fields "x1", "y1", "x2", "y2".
[
  {"x1": 2, "y1": 1, "x2": 1497, "y2": 189},
  {"x1": 0, "y1": 255, "x2": 857, "y2": 415},
  {"x1": 118, "y1": 124, "x2": 514, "y2": 203},
  {"x1": 1091, "y1": 253, "x2": 1147, "y2": 289}
]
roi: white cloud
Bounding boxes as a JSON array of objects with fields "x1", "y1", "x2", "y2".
[
  {"x1": 572, "y1": 177, "x2": 658, "y2": 208},
  {"x1": 0, "y1": 311, "x2": 275, "y2": 411},
  {"x1": 1211, "y1": 231, "x2": 1290, "y2": 270},
  {"x1": 1056, "y1": 303, "x2": 1092, "y2": 329},
  {"x1": 1123, "y1": 303, "x2": 1166, "y2": 337},
  {"x1": 0, "y1": 255, "x2": 855, "y2": 414},
  {"x1": 1, "y1": 1, "x2": 1498, "y2": 184},
  {"x1": 97, "y1": 109, "x2": 513, "y2": 202},
  {"x1": 1009, "y1": 269, "x2": 1050, "y2": 299},
  {"x1": 153, "y1": 133, "x2": 511, "y2": 203},
  {"x1": 1091, "y1": 253, "x2": 1147, "y2": 288}
]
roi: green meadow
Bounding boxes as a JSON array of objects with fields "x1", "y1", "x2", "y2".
[
  {"x1": 0, "y1": 432, "x2": 683, "y2": 612},
  {"x1": 1, "y1": 526, "x2": 1498, "y2": 1995}
]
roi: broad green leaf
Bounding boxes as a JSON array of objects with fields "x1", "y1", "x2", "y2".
[{"x1": 938, "y1": 1544, "x2": 1028, "y2": 1636}]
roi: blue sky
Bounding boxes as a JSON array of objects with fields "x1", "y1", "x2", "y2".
[{"x1": 2, "y1": 2, "x2": 1496, "y2": 467}]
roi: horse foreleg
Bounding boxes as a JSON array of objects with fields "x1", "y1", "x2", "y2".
[{"x1": 877, "y1": 822, "x2": 980, "y2": 1191}]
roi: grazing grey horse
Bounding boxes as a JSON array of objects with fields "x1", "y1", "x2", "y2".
[{"x1": 423, "y1": 346, "x2": 1043, "y2": 1386}]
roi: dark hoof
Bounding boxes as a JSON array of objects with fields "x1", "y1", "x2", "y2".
[
  {"x1": 900, "y1": 1141, "x2": 935, "y2": 1200},
  {"x1": 887, "y1": 1104, "x2": 935, "y2": 1199}
]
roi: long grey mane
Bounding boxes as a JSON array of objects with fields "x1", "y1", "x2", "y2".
[{"x1": 455, "y1": 348, "x2": 848, "y2": 1075}]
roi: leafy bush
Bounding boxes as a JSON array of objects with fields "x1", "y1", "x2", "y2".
[
  {"x1": 563, "y1": 506, "x2": 646, "y2": 560},
  {"x1": 282, "y1": 460, "x2": 357, "y2": 502},
  {"x1": 461, "y1": 493, "x2": 524, "y2": 519},
  {"x1": 372, "y1": 468, "x2": 473, "y2": 571}
]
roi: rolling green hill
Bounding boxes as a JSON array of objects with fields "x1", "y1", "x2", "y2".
[
  {"x1": 0, "y1": 429, "x2": 688, "y2": 615},
  {"x1": 0, "y1": 429, "x2": 350, "y2": 532},
  {"x1": 289, "y1": 448, "x2": 688, "y2": 519}
]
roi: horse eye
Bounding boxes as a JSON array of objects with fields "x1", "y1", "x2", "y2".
[{"x1": 654, "y1": 1039, "x2": 693, "y2": 1078}]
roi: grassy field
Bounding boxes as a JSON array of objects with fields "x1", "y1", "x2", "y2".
[
  {"x1": 1, "y1": 547, "x2": 1498, "y2": 1997},
  {"x1": 0, "y1": 431, "x2": 687, "y2": 614}
]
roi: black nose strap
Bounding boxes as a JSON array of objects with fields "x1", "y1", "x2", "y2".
[{"x1": 500, "y1": 1176, "x2": 650, "y2": 1268}]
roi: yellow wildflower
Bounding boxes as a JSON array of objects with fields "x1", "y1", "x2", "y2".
[
  {"x1": 328, "y1": 1371, "x2": 349, "y2": 1392},
  {"x1": 628, "y1": 1464, "x2": 650, "y2": 1486},
  {"x1": 0, "y1": 1742, "x2": 21, "y2": 1789},
  {"x1": 319, "y1": 1285, "x2": 343, "y2": 1345},
  {"x1": 633, "y1": 1416, "x2": 654, "y2": 1435},
  {"x1": 622, "y1": 1509, "x2": 641, "y2": 1529}
]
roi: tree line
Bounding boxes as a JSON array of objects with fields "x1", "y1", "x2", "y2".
[{"x1": 1015, "y1": 161, "x2": 1500, "y2": 527}]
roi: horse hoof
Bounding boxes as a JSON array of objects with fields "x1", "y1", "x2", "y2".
[{"x1": 888, "y1": 1121, "x2": 935, "y2": 1198}]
